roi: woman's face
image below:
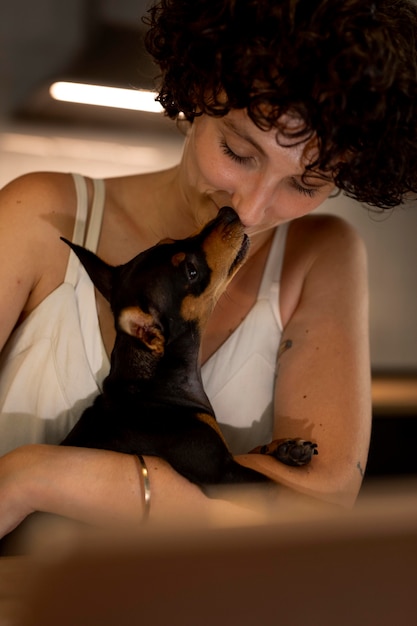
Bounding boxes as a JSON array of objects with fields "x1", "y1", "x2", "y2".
[{"x1": 181, "y1": 108, "x2": 335, "y2": 237}]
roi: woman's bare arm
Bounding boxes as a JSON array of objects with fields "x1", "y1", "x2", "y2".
[
  {"x1": 0, "y1": 444, "x2": 288, "y2": 539},
  {"x1": 0, "y1": 172, "x2": 78, "y2": 351},
  {"x1": 236, "y1": 215, "x2": 372, "y2": 507}
]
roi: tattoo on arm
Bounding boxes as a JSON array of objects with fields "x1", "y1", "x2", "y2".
[
  {"x1": 278, "y1": 339, "x2": 293, "y2": 359},
  {"x1": 356, "y1": 461, "x2": 364, "y2": 478},
  {"x1": 276, "y1": 339, "x2": 293, "y2": 379}
]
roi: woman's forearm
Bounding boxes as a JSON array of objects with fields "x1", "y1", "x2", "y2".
[
  {"x1": 0, "y1": 445, "x2": 205, "y2": 533},
  {"x1": 0, "y1": 445, "x2": 275, "y2": 538}
]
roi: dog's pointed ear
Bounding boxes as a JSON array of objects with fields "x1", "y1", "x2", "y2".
[
  {"x1": 61, "y1": 237, "x2": 114, "y2": 301},
  {"x1": 118, "y1": 306, "x2": 165, "y2": 355}
]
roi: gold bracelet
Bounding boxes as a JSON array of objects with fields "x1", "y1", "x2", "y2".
[{"x1": 136, "y1": 454, "x2": 151, "y2": 522}]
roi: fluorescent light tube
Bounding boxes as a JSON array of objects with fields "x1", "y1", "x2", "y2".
[{"x1": 49, "y1": 81, "x2": 163, "y2": 114}]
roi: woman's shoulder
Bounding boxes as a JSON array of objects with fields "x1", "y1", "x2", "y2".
[
  {"x1": 0, "y1": 172, "x2": 80, "y2": 237},
  {"x1": 0, "y1": 172, "x2": 84, "y2": 339},
  {"x1": 1, "y1": 170, "x2": 74, "y2": 197},
  {"x1": 287, "y1": 212, "x2": 366, "y2": 268},
  {"x1": 291, "y1": 211, "x2": 362, "y2": 242},
  {"x1": 280, "y1": 212, "x2": 367, "y2": 328},
  {"x1": 0, "y1": 171, "x2": 78, "y2": 225}
]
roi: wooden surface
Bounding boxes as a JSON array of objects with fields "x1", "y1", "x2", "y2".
[
  {"x1": 0, "y1": 479, "x2": 416, "y2": 626},
  {"x1": 372, "y1": 373, "x2": 417, "y2": 414},
  {"x1": 0, "y1": 556, "x2": 32, "y2": 626}
]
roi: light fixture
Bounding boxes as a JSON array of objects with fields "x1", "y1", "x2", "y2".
[{"x1": 49, "y1": 81, "x2": 163, "y2": 114}]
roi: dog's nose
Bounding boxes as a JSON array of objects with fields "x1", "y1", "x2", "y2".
[{"x1": 217, "y1": 206, "x2": 240, "y2": 225}]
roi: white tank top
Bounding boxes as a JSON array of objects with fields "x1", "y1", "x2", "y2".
[
  {"x1": 202, "y1": 225, "x2": 286, "y2": 454},
  {"x1": 0, "y1": 174, "x2": 286, "y2": 456}
]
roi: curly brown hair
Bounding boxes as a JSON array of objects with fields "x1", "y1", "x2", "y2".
[{"x1": 144, "y1": 0, "x2": 417, "y2": 208}]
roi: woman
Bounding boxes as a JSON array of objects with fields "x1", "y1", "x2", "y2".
[{"x1": 0, "y1": 0, "x2": 416, "y2": 538}]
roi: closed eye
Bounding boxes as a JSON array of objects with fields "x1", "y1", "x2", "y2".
[
  {"x1": 290, "y1": 177, "x2": 320, "y2": 198},
  {"x1": 220, "y1": 139, "x2": 252, "y2": 166}
]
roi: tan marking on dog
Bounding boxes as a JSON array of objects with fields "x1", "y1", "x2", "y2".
[
  {"x1": 180, "y1": 224, "x2": 247, "y2": 326},
  {"x1": 196, "y1": 412, "x2": 229, "y2": 448},
  {"x1": 171, "y1": 251, "x2": 186, "y2": 266}
]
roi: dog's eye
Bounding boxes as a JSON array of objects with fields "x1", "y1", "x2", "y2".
[{"x1": 185, "y1": 261, "x2": 198, "y2": 281}]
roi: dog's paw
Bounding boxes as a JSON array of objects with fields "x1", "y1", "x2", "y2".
[{"x1": 252, "y1": 438, "x2": 318, "y2": 467}]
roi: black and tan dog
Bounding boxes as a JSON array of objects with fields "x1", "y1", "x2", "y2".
[{"x1": 61, "y1": 207, "x2": 317, "y2": 493}]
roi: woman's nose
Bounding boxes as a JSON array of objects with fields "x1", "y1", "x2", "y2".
[
  {"x1": 229, "y1": 171, "x2": 279, "y2": 227},
  {"x1": 210, "y1": 184, "x2": 276, "y2": 228},
  {"x1": 231, "y1": 189, "x2": 272, "y2": 227}
]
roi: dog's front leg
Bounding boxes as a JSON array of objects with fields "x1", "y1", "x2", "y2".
[{"x1": 250, "y1": 438, "x2": 318, "y2": 467}]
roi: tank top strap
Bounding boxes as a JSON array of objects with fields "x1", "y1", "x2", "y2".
[
  {"x1": 85, "y1": 178, "x2": 106, "y2": 252},
  {"x1": 257, "y1": 222, "x2": 289, "y2": 300},
  {"x1": 64, "y1": 173, "x2": 89, "y2": 286},
  {"x1": 64, "y1": 175, "x2": 106, "y2": 286}
]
